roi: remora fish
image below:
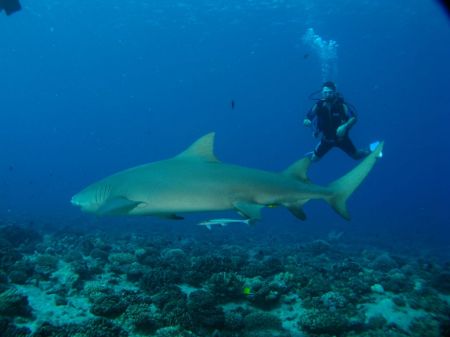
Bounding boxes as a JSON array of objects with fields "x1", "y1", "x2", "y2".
[
  {"x1": 71, "y1": 133, "x2": 383, "y2": 221},
  {"x1": 198, "y1": 218, "x2": 251, "y2": 230}
]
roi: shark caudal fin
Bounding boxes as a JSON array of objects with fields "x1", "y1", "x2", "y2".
[{"x1": 326, "y1": 142, "x2": 384, "y2": 220}]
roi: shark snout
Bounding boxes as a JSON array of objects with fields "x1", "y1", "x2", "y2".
[
  {"x1": 70, "y1": 195, "x2": 82, "y2": 207},
  {"x1": 71, "y1": 194, "x2": 90, "y2": 210},
  {"x1": 70, "y1": 192, "x2": 102, "y2": 213}
]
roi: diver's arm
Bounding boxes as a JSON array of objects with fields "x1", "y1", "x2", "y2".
[
  {"x1": 336, "y1": 105, "x2": 356, "y2": 137},
  {"x1": 343, "y1": 117, "x2": 357, "y2": 130},
  {"x1": 343, "y1": 104, "x2": 357, "y2": 130},
  {"x1": 304, "y1": 104, "x2": 317, "y2": 127}
]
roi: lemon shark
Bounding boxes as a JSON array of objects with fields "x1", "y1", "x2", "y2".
[{"x1": 71, "y1": 133, "x2": 383, "y2": 221}]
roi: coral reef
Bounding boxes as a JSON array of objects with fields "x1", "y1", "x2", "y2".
[
  {"x1": 187, "y1": 290, "x2": 225, "y2": 329},
  {"x1": 90, "y1": 293, "x2": 128, "y2": 318},
  {"x1": 0, "y1": 223, "x2": 449, "y2": 337},
  {"x1": 206, "y1": 272, "x2": 244, "y2": 302},
  {"x1": 244, "y1": 310, "x2": 282, "y2": 330},
  {"x1": 0, "y1": 288, "x2": 32, "y2": 317}
]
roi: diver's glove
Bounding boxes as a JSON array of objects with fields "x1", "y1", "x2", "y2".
[{"x1": 303, "y1": 119, "x2": 312, "y2": 127}]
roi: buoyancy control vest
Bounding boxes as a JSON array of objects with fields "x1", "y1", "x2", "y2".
[{"x1": 314, "y1": 97, "x2": 350, "y2": 139}]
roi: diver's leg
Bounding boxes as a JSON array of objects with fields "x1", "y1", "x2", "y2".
[
  {"x1": 338, "y1": 137, "x2": 370, "y2": 160},
  {"x1": 311, "y1": 139, "x2": 333, "y2": 162}
]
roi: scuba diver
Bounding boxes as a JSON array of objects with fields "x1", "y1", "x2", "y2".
[
  {"x1": 303, "y1": 81, "x2": 371, "y2": 162},
  {"x1": 0, "y1": 0, "x2": 21, "y2": 15}
]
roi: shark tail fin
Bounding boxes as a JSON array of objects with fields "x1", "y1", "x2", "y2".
[{"x1": 326, "y1": 141, "x2": 384, "y2": 220}]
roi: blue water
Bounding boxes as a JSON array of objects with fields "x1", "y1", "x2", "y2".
[{"x1": 1, "y1": 1, "x2": 449, "y2": 255}]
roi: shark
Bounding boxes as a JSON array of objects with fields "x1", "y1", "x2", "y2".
[{"x1": 71, "y1": 133, "x2": 383, "y2": 221}]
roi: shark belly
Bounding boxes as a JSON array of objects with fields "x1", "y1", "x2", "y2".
[{"x1": 114, "y1": 161, "x2": 297, "y2": 216}]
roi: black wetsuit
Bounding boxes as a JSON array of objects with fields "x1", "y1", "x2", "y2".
[
  {"x1": 306, "y1": 97, "x2": 368, "y2": 160},
  {"x1": 0, "y1": 0, "x2": 21, "y2": 15}
]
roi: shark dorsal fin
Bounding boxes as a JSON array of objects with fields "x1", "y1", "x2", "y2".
[
  {"x1": 283, "y1": 157, "x2": 311, "y2": 183},
  {"x1": 176, "y1": 132, "x2": 219, "y2": 162}
]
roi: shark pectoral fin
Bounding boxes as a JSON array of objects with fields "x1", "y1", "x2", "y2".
[
  {"x1": 290, "y1": 208, "x2": 307, "y2": 221},
  {"x1": 97, "y1": 197, "x2": 143, "y2": 215},
  {"x1": 233, "y1": 201, "x2": 263, "y2": 221},
  {"x1": 158, "y1": 214, "x2": 185, "y2": 220},
  {"x1": 285, "y1": 203, "x2": 307, "y2": 221}
]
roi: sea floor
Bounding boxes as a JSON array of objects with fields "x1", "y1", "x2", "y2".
[{"x1": 0, "y1": 219, "x2": 449, "y2": 337}]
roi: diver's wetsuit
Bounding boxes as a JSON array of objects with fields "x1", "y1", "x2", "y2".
[
  {"x1": 306, "y1": 97, "x2": 369, "y2": 160},
  {"x1": 0, "y1": 0, "x2": 21, "y2": 15}
]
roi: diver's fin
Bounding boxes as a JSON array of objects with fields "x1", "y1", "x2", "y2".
[
  {"x1": 282, "y1": 157, "x2": 311, "y2": 183},
  {"x1": 303, "y1": 151, "x2": 314, "y2": 159},
  {"x1": 233, "y1": 201, "x2": 263, "y2": 221},
  {"x1": 370, "y1": 141, "x2": 383, "y2": 158},
  {"x1": 176, "y1": 132, "x2": 219, "y2": 162},
  {"x1": 97, "y1": 197, "x2": 143, "y2": 215},
  {"x1": 326, "y1": 141, "x2": 384, "y2": 220}
]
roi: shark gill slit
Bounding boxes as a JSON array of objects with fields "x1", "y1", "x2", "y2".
[
  {"x1": 94, "y1": 186, "x2": 99, "y2": 205},
  {"x1": 102, "y1": 184, "x2": 110, "y2": 204}
]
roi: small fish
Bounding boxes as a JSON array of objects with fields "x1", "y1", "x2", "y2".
[
  {"x1": 231, "y1": 100, "x2": 235, "y2": 109},
  {"x1": 242, "y1": 286, "x2": 255, "y2": 299},
  {"x1": 197, "y1": 218, "x2": 251, "y2": 230}
]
